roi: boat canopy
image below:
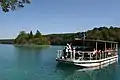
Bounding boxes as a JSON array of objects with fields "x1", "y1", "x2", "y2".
[
  {"x1": 71, "y1": 38, "x2": 118, "y2": 51},
  {"x1": 74, "y1": 38, "x2": 118, "y2": 44}
]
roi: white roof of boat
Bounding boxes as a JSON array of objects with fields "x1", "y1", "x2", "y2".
[{"x1": 74, "y1": 38, "x2": 118, "y2": 44}]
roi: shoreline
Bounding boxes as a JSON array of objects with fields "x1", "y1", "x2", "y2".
[{"x1": 14, "y1": 44, "x2": 51, "y2": 48}]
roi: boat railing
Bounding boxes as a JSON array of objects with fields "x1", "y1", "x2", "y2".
[
  {"x1": 56, "y1": 49, "x2": 118, "y2": 61},
  {"x1": 76, "y1": 51, "x2": 93, "y2": 60},
  {"x1": 57, "y1": 50, "x2": 63, "y2": 59}
]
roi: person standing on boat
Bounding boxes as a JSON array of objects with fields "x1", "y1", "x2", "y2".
[
  {"x1": 63, "y1": 43, "x2": 69, "y2": 59},
  {"x1": 73, "y1": 47, "x2": 76, "y2": 60},
  {"x1": 66, "y1": 43, "x2": 72, "y2": 59},
  {"x1": 65, "y1": 45, "x2": 69, "y2": 58},
  {"x1": 93, "y1": 48, "x2": 97, "y2": 55},
  {"x1": 92, "y1": 48, "x2": 97, "y2": 59},
  {"x1": 63, "y1": 47, "x2": 67, "y2": 59},
  {"x1": 69, "y1": 43, "x2": 73, "y2": 59}
]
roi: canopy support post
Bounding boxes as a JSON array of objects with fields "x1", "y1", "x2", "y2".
[
  {"x1": 105, "y1": 42, "x2": 106, "y2": 50},
  {"x1": 111, "y1": 43, "x2": 112, "y2": 50},
  {"x1": 96, "y1": 42, "x2": 97, "y2": 50}
]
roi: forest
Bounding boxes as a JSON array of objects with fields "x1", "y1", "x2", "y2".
[
  {"x1": 1, "y1": 26, "x2": 120, "y2": 45},
  {"x1": 14, "y1": 30, "x2": 50, "y2": 45},
  {"x1": 45, "y1": 26, "x2": 120, "y2": 45}
]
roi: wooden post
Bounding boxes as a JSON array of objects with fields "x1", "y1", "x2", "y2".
[
  {"x1": 73, "y1": 49, "x2": 75, "y2": 60},
  {"x1": 116, "y1": 44, "x2": 118, "y2": 51},
  {"x1": 70, "y1": 51, "x2": 72, "y2": 60},
  {"x1": 105, "y1": 52, "x2": 107, "y2": 58},
  {"x1": 116, "y1": 44, "x2": 118, "y2": 55},
  {"x1": 96, "y1": 52, "x2": 97, "y2": 60},
  {"x1": 105, "y1": 42, "x2": 106, "y2": 58},
  {"x1": 90, "y1": 52, "x2": 91, "y2": 60},
  {"x1": 105, "y1": 42, "x2": 106, "y2": 50},
  {"x1": 100, "y1": 52, "x2": 101, "y2": 60},
  {"x1": 111, "y1": 43, "x2": 112, "y2": 50},
  {"x1": 82, "y1": 52, "x2": 84, "y2": 60},
  {"x1": 96, "y1": 42, "x2": 97, "y2": 50}
]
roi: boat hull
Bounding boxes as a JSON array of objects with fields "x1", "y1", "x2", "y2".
[{"x1": 56, "y1": 55, "x2": 118, "y2": 68}]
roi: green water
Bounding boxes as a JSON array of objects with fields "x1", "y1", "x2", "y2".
[{"x1": 0, "y1": 44, "x2": 119, "y2": 80}]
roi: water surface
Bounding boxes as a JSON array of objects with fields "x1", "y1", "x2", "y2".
[{"x1": 0, "y1": 44, "x2": 119, "y2": 80}]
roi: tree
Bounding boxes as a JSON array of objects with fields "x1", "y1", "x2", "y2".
[
  {"x1": 0, "y1": 0, "x2": 31, "y2": 12},
  {"x1": 29, "y1": 30, "x2": 33, "y2": 39},
  {"x1": 14, "y1": 31, "x2": 28, "y2": 44},
  {"x1": 34, "y1": 30, "x2": 42, "y2": 38},
  {"x1": 14, "y1": 30, "x2": 50, "y2": 45}
]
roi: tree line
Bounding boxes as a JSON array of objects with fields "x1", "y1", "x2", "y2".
[
  {"x1": 86, "y1": 26, "x2": 120, "y2": 43},
  {"x1": 45, "y1": 26, "x2": 120, "y2": 45},
  {"x1": 1, "y1": 26, "x2": 120, "y2": 45},
  {"x1": 14, "y1": 30, "x2": 50, "y2": 45}
]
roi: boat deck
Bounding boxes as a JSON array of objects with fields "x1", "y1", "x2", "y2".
[{"x1": 56, "y1": 55, "x2": 118, "y2": 67}]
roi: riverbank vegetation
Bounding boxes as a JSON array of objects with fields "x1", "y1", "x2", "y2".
[
  {"x1": 0, "y1": 26, "x2": 120, "y2": 45},
  {"x1": 14, "y1": 30, "x2": 50, "y2": 45},
  {"x1": 45, "y1": 26, "x2": 120, "y2": 45}
]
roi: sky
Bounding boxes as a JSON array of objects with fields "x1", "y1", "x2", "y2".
[{"x1": 0, "y1": 0, "x2": 120, "y2": 39}]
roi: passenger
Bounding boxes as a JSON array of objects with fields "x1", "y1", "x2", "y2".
[
  {"x1": 101, "y1": 50, "x2": 104, "y2": 53},
  {"x1": 70, "y1": 43, "x2": 73, "y2": 59},
  {"x1": 93, "y1": 48, "x2": 97, "y2": 55},
  {"x1": 66, "y1": 43, "x2": 71, "y2": 58},
  {"x1": 66, "y1": 45, "x2": 69, "y2": 58},
  {"x1": 113, "y1": 47, "x2": 115, "y2": 50},
  {"x1": 105, "y1": 48, "x2": 108, "y2": 58},
  {"x1": 73, "y1": 47, "x2": 76, "y2": 59},
  {"x1": 97, "y1": 50, "x2": 101, "y2": 59},
  {"x1": 67, "y1": 43, "x2": 71, "y2": 50},
  {"x1": 108, "y1": 48, "x2": 111, "y2": 56},
  {"x1": 98, "y1": 50, "x2": 101, "y2": 54},
  {"x1": 70, "y1": 43, "x2": 73, "y2": 50},
  {"x1": 65, "y1": 43, "x2": 69, "y2": 58},
  {"x1": 63, "y1": 47, "x2": 67, "y2": 59},
  {"x1": 92, "y1": 48, "x2": 97, "y2": 60},
  {"x1": 106, "y1": 48, "x2": 109, "y2": 52}
]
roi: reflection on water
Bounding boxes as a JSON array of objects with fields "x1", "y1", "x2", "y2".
[
  {"x1": 0, "y1": 45, "x2": 119, "y2": 80},
  {"x1": 13, "y1": 45, "x2": 46, "y2": 70},
  {"x1": 55, "y1": 63, "x2": 118, "y2": 80},
  {"x1": 54, "y1": 46, "x2": 120, "y2": 80}
]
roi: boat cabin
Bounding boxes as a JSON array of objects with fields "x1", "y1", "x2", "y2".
[{"x1": 57, "y1": 39, "x2": 118, "y2": 61}]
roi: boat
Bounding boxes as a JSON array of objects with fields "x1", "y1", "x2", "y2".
[{"x1": 56, "y1": 38, "x2": 118, "y2": 68}]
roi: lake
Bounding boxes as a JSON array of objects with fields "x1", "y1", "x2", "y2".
[{"x1": 0, "y1": 44, "x2": 120, "y2": 80}]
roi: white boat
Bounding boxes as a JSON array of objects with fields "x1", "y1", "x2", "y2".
[{"x1": 56, "y1": 39, "x2": 118, "y2": 68}]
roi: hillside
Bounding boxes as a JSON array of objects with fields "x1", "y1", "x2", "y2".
[{"x1": 45, "y1": 26, "x2": 120, "y2": 45}]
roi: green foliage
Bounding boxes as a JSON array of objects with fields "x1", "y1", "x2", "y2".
[
  {"x1": 14, "y1": 30, "x2": 50, "y2": 45},
  {"x1": 45, "y1": 33, "x2": 76, "y2": 45},
  {"x1": 34, "y1": 30, "x2": 42, "y2": 38},
  {"x1": 86, "y1": 27, "x2": 120, "y2": 42},
  {"x1": 0, "y1": 0, "x2": 31, "y2": 12},
  {"x1": 14, "y1": 31, "x2": 29, "y2": 44},
  {"x1": 14, "y1": 27, "x2": 120, "y2": 45},
  {"x1": 28, "y1": 31, "x2": 33, "y2": 39},
  {"x1": 45, "y1": 27, "x2": 120, "y2": 45}
]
